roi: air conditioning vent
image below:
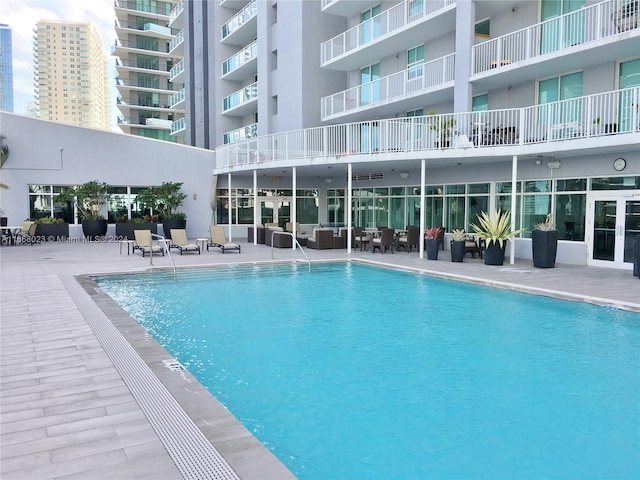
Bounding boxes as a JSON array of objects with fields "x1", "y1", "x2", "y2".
[{"x1": 349, "y1": 172, "x2": 384, "y2": 182}]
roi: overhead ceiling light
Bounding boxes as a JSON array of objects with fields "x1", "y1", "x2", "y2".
[
  {"x1": 400, "y1": 172, "x2": 410, "y2": 178},
  {"x1": 326, "y1": 178, "x2": 333, "y2": 184}
]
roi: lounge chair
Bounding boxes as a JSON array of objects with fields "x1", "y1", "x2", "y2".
[
  {"x1": 15, "y1": 221, "x2": 40, "y2": 245},
  {"x1": 133, "y1": 229, "x2": 164, "y2": 257},
  {"x1": 371, "y1": 228, "x2": 395, "y2": 254},
  {"x1": 208, "y1": 226, "x2": 241, "y2": 253},
  {"x1": 169, "y1": 229, "x2": 200, "y2": 255}
]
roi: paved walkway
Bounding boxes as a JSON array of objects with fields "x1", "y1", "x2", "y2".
[{"x1": 1, "y1": 240, "x2": 638, "y2": 479}]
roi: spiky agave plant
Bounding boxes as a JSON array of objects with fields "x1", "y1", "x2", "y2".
[{"x1": 471, "y1": 210, "x2": 523, "y2": 248}]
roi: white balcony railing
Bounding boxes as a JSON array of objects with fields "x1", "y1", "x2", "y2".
[
  {"x1": 322, "y1": 0, "x2": 455, "y2": 65},
  {"x1": 169, "y1": 0, "x2": 184, "y2": 26},
  {"x1": 222, "y1": 82, "x2": 258, "y2": 112},
  {"x1": 169, "y1": 59, "x2": 184, "y2": 82},
  {"x1": 171, "y1": 117, "x2": 186, "y2": 135},
  {"x1": 168, "y1": 29, "x2": 184, "y2": 55},
  {"x1": 222, "y1": 40, "x2": 258, "y2": 76},
  {"x1": 322, "y1": 53, "x2": 455, "y2": 119},
  {"x1": 169, "y1": 88, "x2": 185, "y2": 108},
  {"x1": 222, "y1": 0, "x2": 257, "y2": 40},
  {"x1": 216, "y1": 87, "x2": 639, "y2": 168},
  {"x1": 473, "y1": 0, "x2": 632, "y2": 75}
]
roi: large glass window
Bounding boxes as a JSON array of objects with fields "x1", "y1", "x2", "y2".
[
  {"x1": 538, "y1": 71, "x2": 583, "y2": 128},
  {"x1": 619, "y1": 58, "x2": 640, "y2": 132},
  {"x1": 360, "y1": 63, "x2": 380, "y2": 106},
  {"x1": 360, "y1": 4, "x2": 382, "y2": 44},
  {"x1": 407, "y1": 45, "x2": 424, "y2": 80}
]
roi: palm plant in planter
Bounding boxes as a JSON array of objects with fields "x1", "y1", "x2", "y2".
[
  {"x1": 471, "y1": 210, "x2": 523, "y2": 265},
  {"x1": 137, "y1": 182, "x2": 187, "y2": 240},
  {"x1": 532, "y1": 214, "x2": 558, "y2": 268},
  {"x1": 449, "y1": 228, "x2": 467, "y2": 262},
  {"x1": 425, "y1": 227, "x2": 443, "y2": 260},
  {"x1": 58, "y1": 180, "x2": 110, "y2": 239}
]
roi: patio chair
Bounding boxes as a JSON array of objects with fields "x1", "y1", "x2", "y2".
[
  {"x1": 371, "y1": 228, "x2": 395, "y2": 254},
  {"x1": 306, "y1": 228, "x2": 335, "y2": 250},
  {"x1": 133, "y1": 229, "x2": 164, "y2": 257},
  {"x1": 15, "y1": 221, "x2": 40, "y2": 245},
  {"x1": 208, "y1": 225, "x2": 241, "y2": 253},
  {"x1": 397, "y1": 226, "x2": 420, "y2": 252},
  {"x1": 353, "y1": 227, "x2": 371, "y2": 251},
  {"x1": 169, "y1": 229, "x2": 200, "y2": 255}
]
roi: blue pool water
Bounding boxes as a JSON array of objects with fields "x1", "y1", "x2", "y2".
[{"x1": 94, "y1": 263, "x2": 640, "y2": 479}]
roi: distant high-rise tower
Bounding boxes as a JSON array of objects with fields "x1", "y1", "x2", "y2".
[
  {"x1": 112, "y1": 0, "x2": 184, "y2": 143},
  {"x1": 33, "y1": 20, "x2": 110, "y2": 129},
  {"x1": 0, "y1": 23, "x2": 14, "y2": 112}
]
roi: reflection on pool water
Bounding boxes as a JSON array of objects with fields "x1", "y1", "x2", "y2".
[{"x1": 94, "y1": 262, "x2": 640, "y2": 480}]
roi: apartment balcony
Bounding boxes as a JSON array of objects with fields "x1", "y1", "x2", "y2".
[
  {"x1": 169, "y1": 88, "x2": 185, "y2": 109},
  {"x1": 215, "y1": 87, "x2": 639, "y2": 170},
  {"x1": 321, "y1": 0, "x2": 378, "y2": 17},
  {"x1": 114, "y1": 0, "x2": 172, "y2": 22},
  {"x1": 223, "y1": 123, "x2": 258, "y2": 144},
  {"x1": 321, "y1": 0, "x2": 456, "y2": 71},
  {"x1": 117, "y1": 116, "x2": 173, "y2": 128},
  {"x1": 471, "y1": 0, "x2": 639, "y2": 92},
  {"x1": 171, "y1": 117, "x2": 186, "y2": 136},
  {"x1": 169, "y1": 59, "x2": 185, "y2": 84},
  {"x1": 116, "y1": 96, "x2": 174, "y2": 110},
  {"x1": 221, "y1": 0, "x2": 257, "y2": 46},
  {"x1": 222, "y1": 41, "x2": 258, "y2": 81},
  {"x1": 220, "y1": 0, "x2": 251, "y2": 10},
  {"x1": 168, "y1": 0, "x2": 183, "y2": 29},
  {"x1": 168, "y1": 29, "x2": 184, "y2": 57},
  {"x1": 222, "y1": 82, "x2": 258, "y2": 116},
  {"x1": 112, "y1": 39, "x2": 171, "y2": 57},
  {"x1": 115, "y1": 20, "x2": 173, "y2": 40},
  {"x1": 115, "y1": 78, "x2": 179, "y2": 94},
  {"x1": 115, "y1": 58, "x2": 172, "y2": 76},
  {"x1": 322, "y1": 54, "x2": 455, "y2": 122}
]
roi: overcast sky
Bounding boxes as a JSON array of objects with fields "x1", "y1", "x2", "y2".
[{"x1": 3, "y1": 0, "x2": 118, "y2": 126}]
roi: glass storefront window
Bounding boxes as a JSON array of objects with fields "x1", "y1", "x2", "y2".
[
  {"x1": 556, "y1": 178, "x2": 587, "y2": 191},
  {"x1": 445, "y1": 184, "x2": 466, "y2": 195},
  {"x1": 522, "y1": 194, "x2": 552, "y2": 237},
  {"x1": 446, "y1": 196, "x2": 465, "y2": 230},
  {"x1": 524, "y1": 180, "x2": 551, "y2": 193},
  {"x1": 424, "y1": 197, "x2": 444, "y2": 227},
  {"x1": 591, "y1": 176, "x2": 640, "y2": 190},
  {"x1": 468, "y1": 183, "x2": 490, "y2": 194},
  {"x1": 555, "y1": 193, "x2": 586, "y2": 241},
  {"x1": 389, "y1": 197, "x2": 405, "y2": 229}
]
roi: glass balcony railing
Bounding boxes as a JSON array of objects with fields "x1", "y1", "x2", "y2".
[
  {"x1": 169, "y1": 88, "x2": 185, "y2": 107},
  {"x1": 169, "y1": 0, "x2": 184, "y2": 25},
  {"x1": 222, "y1": 0, "x2": 257, "y2": 39},
  {"x1": 222, "y1": 82, "x2": 258, "y2": 111},
  {"x1": 168, "y1": 29, "x2": 184, "y2": 54},
  {"x1": 115, "y1": 0, "x2": 172, "y2": 16},
  {"x1": 171, "y1": 117, "x2": 186, "y2": 135},
  {"x1": 223, "y1": 123, "x2": 258, "y2": 144},
  {"x1": 169, "y1": 59, "x2": 184, "y2": 81},
  {"x1": 222, "y1": 41, "x2": 258, "y2": 76}
]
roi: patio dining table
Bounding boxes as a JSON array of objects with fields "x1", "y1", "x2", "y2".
[{"x1": 1, "y1": 226, "x2": 24, "y2": 246}]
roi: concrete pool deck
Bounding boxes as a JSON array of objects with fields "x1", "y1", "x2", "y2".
[{"x1": 1, "y1": 240, "x2": 639, "y2": 479}]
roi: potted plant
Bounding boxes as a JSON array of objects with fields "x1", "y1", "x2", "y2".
[
  {"x1": 425, "y1": 227, "x2": 443, "y2": 260},
  {"x1": 449, "y1": 228, "x2": 467, "y2": 262},
  {"x1": 471, "y1": 210, "x2": 523, "y2": 265},
  {"x1": 58, "y1": 180, "x2": 111, "y2": 240},
  {"x1": 115, "y1": 214, "x2": 159, "y2": 240},
  {"x1": 532, "y1": 214, "x2": 558, "y2": 268},
  {"x1": 429, "y1": 110, "x2": 457, "y2": 148},
  {"x1": 35, "y1": 217, "x2": 69, "y2": 240},
  {"x1": 137, "y1": 182, "x2": 187, "y2": 240}
]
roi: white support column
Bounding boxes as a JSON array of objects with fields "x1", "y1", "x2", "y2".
[
  {"x1": 253, "y1": 170, "x2": 258, "y2": 244},
  {"x1": 228, "y1": 173, "x2": 233, "y2": 241},
  {"x1": 510, "y1": 155, "x2": 518, "y2": 265},
  {"x1": 419, "y1": 159, "x2": 426, "y2": 259},
  {"x1": 347, "y1": 163, "x2": 353, "y2": 253},
  {"x1": 292, "y1": 166, "x2": 297, "y2": 251}
]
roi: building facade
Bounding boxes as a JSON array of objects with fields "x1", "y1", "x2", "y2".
[
  {"x1": 33, "y1": 20, "x2": 110, "y2": 129},
  {"x1": 167, "y1": 0, "x2": 639, "y2": 271},
  {"x1": 0, "y1": 23, "x2": 14, "y2": 112},
  {"x1": 113, "y1": 0, "x2": 185, "y2": 143}
]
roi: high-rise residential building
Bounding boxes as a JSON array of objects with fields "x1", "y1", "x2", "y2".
[
  {"x1": 168, "y1": 0, "x2": 639, "y2": 271},
  {"x1": 0, "y1": 23, "x2": 14, "y2": 112},
  {"x1": 112, "y1": 0, "x2": 184, "y2": 143},
  {"x1": 33, "y1": 20, "x2": 110, "y2": 129}
]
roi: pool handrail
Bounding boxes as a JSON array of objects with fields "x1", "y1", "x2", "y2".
[
  {"x1": 150, "y1": 233, "x2": 177, "y2": 275},
  {"x1": 271, "y1": 230, "x2": 310, "y2": 271}
]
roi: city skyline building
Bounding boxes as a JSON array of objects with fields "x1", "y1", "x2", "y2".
[
  {"x1": 112, "y1": 0, "x2": 184, "y2": 143},
  {"x1": 0, "y1": 23, "x2": 14, "y2": 112},
  {"x1": 33, "y1": 20, "x2": 110, "y2": 129}
]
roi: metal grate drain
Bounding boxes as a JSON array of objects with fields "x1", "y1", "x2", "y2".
[{"x1": 62, "y1": 275, "x2": 240, "y2": 480}]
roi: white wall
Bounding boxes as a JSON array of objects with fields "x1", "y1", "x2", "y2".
[{"x1": 0, "y1": 113, "x2": 216, "y2": 239}]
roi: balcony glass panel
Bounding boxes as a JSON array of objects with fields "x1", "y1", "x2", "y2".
[
  {"x1": 222, "y1": 0, "x2": 257, "y2": 39},
  {"x1": 223, "y1": 123, "x2": 258, "y2": 144},
  {"x1": 223, "y1": 82, "x2": 258, "y2": 111},
  {"x1": 222, "y1": 41, "x2": 258, "y2": 75}
]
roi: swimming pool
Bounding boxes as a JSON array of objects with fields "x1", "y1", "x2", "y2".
[{"x1": 94, "y1": 262, "x2": 640, "y2": 479}]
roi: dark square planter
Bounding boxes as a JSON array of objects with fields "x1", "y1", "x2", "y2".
[
  {"x1": 162, "y1": 218, "x2": 187, "y2": 240},
  {"x1": 484, "y1": 241, "x2": 506, "y2": 265},
  {"x1": 425, "y1": 238, "x2": 439, "y2": 260},
  {"x1": 35, "y1": 223, "x2": 70, "y2": 241},
  {"x1": 532, "y1": 230, "x2": 558, "y2": 268},
  {"x1": 450, "y1": 240, "x2": 465, "y2": 262},
  {"x1": 82, "y1": 219, "x2": 108, "y2": 240}
]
